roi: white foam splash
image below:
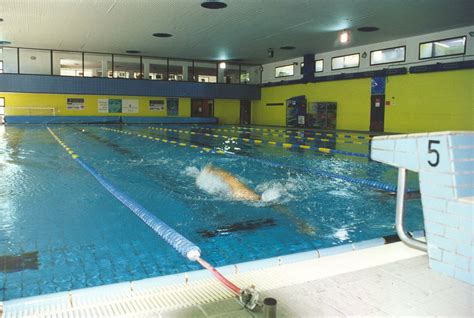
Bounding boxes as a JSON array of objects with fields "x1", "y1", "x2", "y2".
[
  {"x1": 195, "y1": 166, "x2": 232, "y2": 198},
  {"x1": 184, "y1": 166, "x2": 200, "y2": 178}
]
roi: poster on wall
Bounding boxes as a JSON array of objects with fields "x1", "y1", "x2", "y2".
[
  {"x1": 108, "y1": 99, "x2": 122, "y2": 113},
  {"x1": 98, "y1": 99, "x2": 109, "y2": 113},
  {"x1": 122, "y1": 99, "x2": 139, "y2": 113},
  {"x1": 66, "y1": 98, "x2": 85, "y2": 110},
  {"x1": 167, "y1": 98, "x2": 179, "y2": 116},
  {"x1": 149, "y1": 100, "x2": 165, "y2": 111}
]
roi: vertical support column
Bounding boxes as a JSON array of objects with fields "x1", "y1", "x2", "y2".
[{"x1": 302, "y1": 54, "x2": 315, "y2": 82}]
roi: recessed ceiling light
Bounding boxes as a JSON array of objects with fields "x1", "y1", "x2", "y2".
[
  {"x1": 126, "y1": 50, "x2": 141, "y2": 54},
  {"x1": 339, "y1": 30, "x2": 349, "y2": 44},
  {"x1": 153, "y1": 33, "x2": 173, "y2": 38},
  {"x1": 280, "y1": 46, "x2": 296, "y2": 50},
  {"x1": 0, "y1": 40, "x2": 11, "y2": 45},
  {"x1": 0, "y1": 18, "x2": 4, "y2": 22},
  {"x1": 219, "y1": 62, "x2": 226, "y2": 69},
  {"x1": 201, "y1": 1, "x2": 227, "y2": 9},
  {"x1": 357, "y1": 26, "x2": 379, "y2": 32}
]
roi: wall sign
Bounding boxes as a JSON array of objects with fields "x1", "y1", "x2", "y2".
[
  {"x1": 108, "y1": 99, "x2": 122, "y2": 113},
  {"x1": 66, "y1": 98, "x2": 85, "y2": 110},
  {"x1": 149, "y1": 100, "x2": 165, "y2": 111},
  {"x1": 371, "y1": 77, "x2": 386, "y2": 95},
  {"x1": 122, "y1": 99, "x2": 139, "y2": 113},
  {"x1": 167, "y1": 98, "x2": 179, "y2": 116},
  {"x1": 98, "y1": 99, "x2": 109, "y2": 113}
]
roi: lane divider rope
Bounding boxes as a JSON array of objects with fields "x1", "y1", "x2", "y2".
[
  {"x1": 102, "y1": 127, "x2": 412, "y2": 193},
  {"x1": 46, "y1": 127, "x2": 261, "y2": 307},
  {"x1": 148, "y1": 126, "x2": 368, "y2": 158},
  {"x1": 163, "y1": 125, "x2": 368, "y2": 145},
  {"x1": 228, "y1": 125, "x2": 372, "y2": 140}
]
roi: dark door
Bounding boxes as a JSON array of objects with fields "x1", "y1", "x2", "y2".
[
  {"x1": 370, "y1": 95, "x2": 385, "y2": 132},
  {"x1": 240, "y1": 100, "x2": 251, "y2": 125},
  {"x1": 191, "y1": 99, "x2": 214, "y2": 117}
]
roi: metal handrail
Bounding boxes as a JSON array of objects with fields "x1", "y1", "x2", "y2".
[{"x1": 395, "y1": 168, "x2": 427, "y2": 251}]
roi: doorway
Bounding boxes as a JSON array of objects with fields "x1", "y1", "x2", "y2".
[
  {"x1": 191, "y1": 99, "x2": 214, "y2": 117},
  {"x1": 370, "y1": 95, "x2": 385, "y2": 132},
  {"x1": 240, "y1": 100, "x2": 251, "y2": 125}
]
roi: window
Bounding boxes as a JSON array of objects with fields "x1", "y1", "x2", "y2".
[
  {"x1": 275, "y1": 64, "x2": 294, "y2": 77},
  {"x1": 370, "y1": 46, "x2": 406, "y2": 65},
  {"x1": 19, "y1": 48, "x2": 51, "y2": 75},
  {"x1": 419, "y1": 36, "x2": 466, "y2": 59},
  {"x1": 315, "y1": 59, "x2": 324, "y2": 72},
  {"x1": 84, "y1": 53, "x2": 112, "y2": 78},
  {"x1": 53, "y1": 51, "x2": 83, "y2": 76},
  {"x1": 0, "y1": 60, "x2": 3, "y2": 73},
  {"x1": 331, "y1": 53, "x2": 360, "y2": 70}
]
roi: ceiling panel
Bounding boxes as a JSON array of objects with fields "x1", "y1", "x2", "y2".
[{"x1": 0, "y1": 0, "x2": 473, "y2": 63}]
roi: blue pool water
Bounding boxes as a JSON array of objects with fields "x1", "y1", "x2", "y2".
[{"x1": 0, "y1": 124, "x2": 424, "y2": 300}]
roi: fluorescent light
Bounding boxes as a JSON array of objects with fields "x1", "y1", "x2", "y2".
[
  {"x1": 219, "y1": 62, "x2": 226, "y2": 69},
  {"x1": 434, "y1": 42, "x2": 449, "y2": 48},
  {"x1": 339, "y1": 30, "x2": 349, "y2": 44}
]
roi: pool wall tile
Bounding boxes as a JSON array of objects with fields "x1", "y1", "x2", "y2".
[
  {"x1": 352, "y1": 238, "x2": 385, "y2": 250},
  {"x1": 317, "y1": 244, "x2": 354, "y2": 257}
]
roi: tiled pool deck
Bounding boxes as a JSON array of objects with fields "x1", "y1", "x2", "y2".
[{"x1": 2, "y1": 242, "x2": 472, "y2": 317}]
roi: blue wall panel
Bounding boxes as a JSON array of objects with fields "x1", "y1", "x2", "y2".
[
  {"x1": 0, "y1": 74, "x2": 261, "y2": 100},
  {"x1": 5, "y1": 116, "x2": 218, "y2": 124}
]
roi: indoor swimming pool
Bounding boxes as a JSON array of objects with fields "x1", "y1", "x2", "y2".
[{"x1": 0, "y1": 124, "x2": 424, "y2": 301}]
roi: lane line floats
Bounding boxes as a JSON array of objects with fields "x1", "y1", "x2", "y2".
[
  {"x1": 147, "y1": 126, "x2": 369, "y2": 158},
  {"x1": 102, "y1": 127, "x2": 411, "y2": 194},
  {"x1": 161, "y1": 126, "x2": 368, "y2": 145},
  {"x1": 47, "y1": 127, "x2": 260, "y2": 308},
  {"x1": 229, "y1": 125, "x2": 372, "y2": 140}
]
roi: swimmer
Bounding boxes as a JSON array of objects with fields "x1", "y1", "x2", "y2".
[{"x1": 201, "y1": 164, "x2": 316, "y2": 236}]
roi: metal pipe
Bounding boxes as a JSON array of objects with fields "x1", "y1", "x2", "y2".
[
  {"x1": 395, "y1": 168, "x2": 427, "y2": 251},
  {"x1": 263, "y1": 298, "x2": 277, "y2": 318}
]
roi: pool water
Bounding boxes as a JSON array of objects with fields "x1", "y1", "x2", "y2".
[{"x1": 0, "y1": 124, "x2": 424, "y2": 300}]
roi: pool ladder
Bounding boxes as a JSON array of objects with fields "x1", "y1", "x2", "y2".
[{"x1": 395, "y1": 168, "x2": 427, "y2": 251}]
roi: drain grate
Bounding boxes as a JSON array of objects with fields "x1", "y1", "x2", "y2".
[{"x1": 0, "y1": 251, "x2": 39, "y2": 273}]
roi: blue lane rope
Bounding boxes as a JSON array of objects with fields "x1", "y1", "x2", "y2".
[{"x1": 47, "y1": 127, "x2": 201, "y2": 260}]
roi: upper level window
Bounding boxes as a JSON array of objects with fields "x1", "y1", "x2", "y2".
[
  {"x1": 331, "y1": 53, "x2": 360, "y2": 70},
  {"x1": 370, "y1": 46, "x2": 406, "y2": 65},
  {"x1": 419, "y1": 36, "x2": 466, "y2": 59},
  {"x1": 315, "y1": 59, "x2": 324, "y2": 72},
  {"x1": 0, "y1": 60, "x2": 3, "y2": 73},
  {"x1": 275, "y1": 64, "x2": 294, "y2": 77}
]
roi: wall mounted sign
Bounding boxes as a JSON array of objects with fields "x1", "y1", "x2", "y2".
[
  {"x1": 149, "y1": 100, "x2": 165, "y2": 111},
  {"x1": 66, "y1": 98, "x2": 85, "y2": 110},
  {"x1": 167, "y1": 98, "x2": 179, "y2": 116}
]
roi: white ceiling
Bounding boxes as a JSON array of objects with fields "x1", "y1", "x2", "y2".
[{"x1": 1, "y1": 0, "x2": 473, "y2": 64}]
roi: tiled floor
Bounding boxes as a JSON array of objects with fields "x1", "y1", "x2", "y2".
[{"x1": 162, "y1": 256, "x2": 473, "y2": 317}]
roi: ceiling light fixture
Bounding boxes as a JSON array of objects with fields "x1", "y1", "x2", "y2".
[
  {"x1": 0, "y1": 40, "x2": 11, "y2": 45},
  {"x1": 153, "y1": 33, "x2": 173, "y2": 38},
  {"x1": 280, "y1": 46, "x2": 296, "y2": 50},
  {"x1": 339, "y1": 30, "x2": 349, "y2": 44},
  {"x1": 219, "y1": 62, "x2": 226, "y2": 69},
  {"x1": 201, "y1": 1, "x2": 227, "y2": 9},
  {"x1": 267, "y1": 48, "x2": 274, "y2": 58},
  {"x1": 0, "y1": 18, "x2": 3, "y2": 22},
  {"x1": 126, "y1": 50, "x2": 141, "y2": 54}
]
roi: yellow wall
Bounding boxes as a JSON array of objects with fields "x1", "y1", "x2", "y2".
[
  {"x1": 252, "y1": 69, "x2": 473, "y2": 133},
  {"x1": 214, "y1": 99, "x2": 240, "y2": 125},
  {"x1": 252, "y1": 79, "x2": 370, "y2": 131},
  {"x1": 384, "y1": 70, "x2": 474, "y2": 132},
  {"x1": 0, "y1": 93, "x2": 241, "y2": 124}
]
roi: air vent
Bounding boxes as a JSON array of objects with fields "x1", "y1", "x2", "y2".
[
  {"x1": 201, "y1": 1, "x2": 227, "y2": 9},
  {"x1": 357, "y1": 26, "x2": 379, "y2": 32},
  {"x1": 153, "y1": 33, "x2": 173, "y2": 38}
]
